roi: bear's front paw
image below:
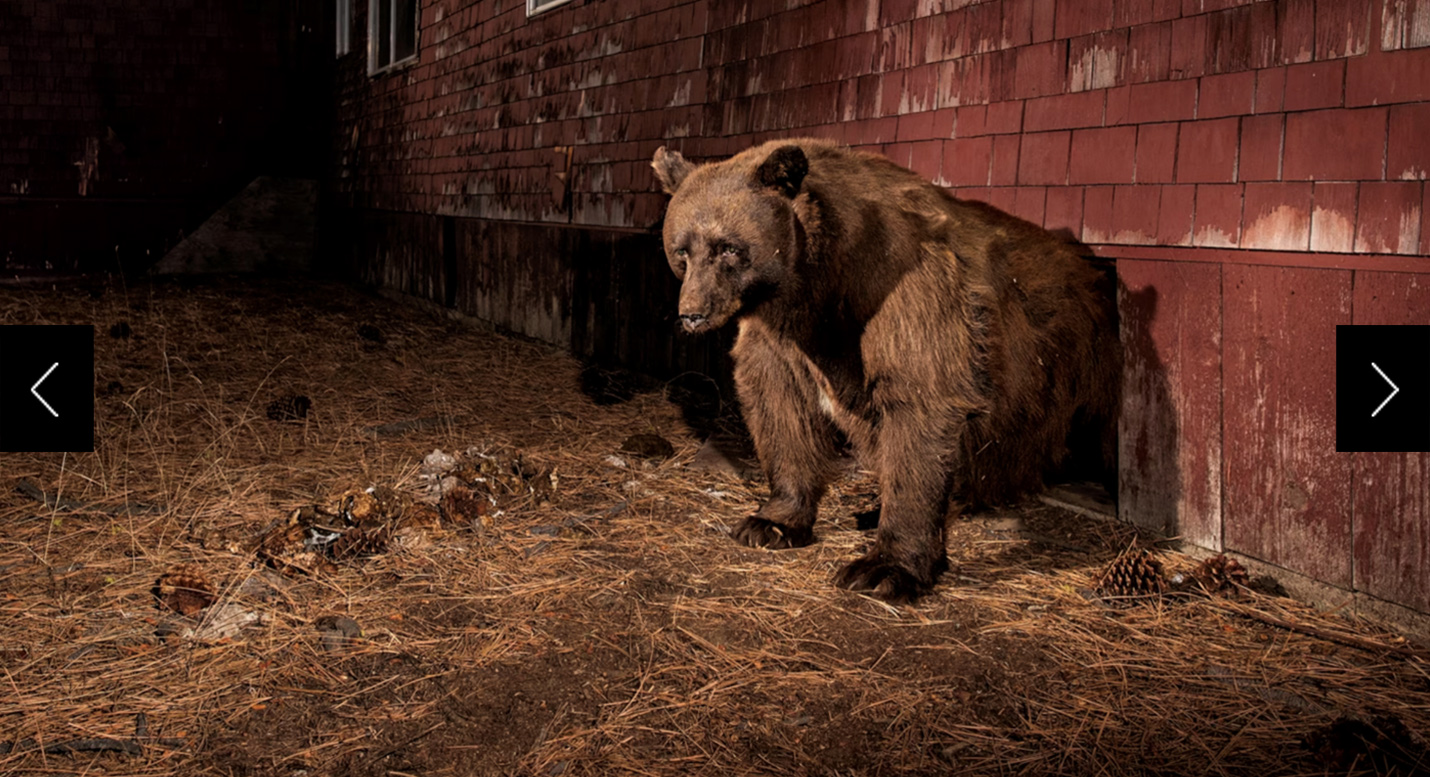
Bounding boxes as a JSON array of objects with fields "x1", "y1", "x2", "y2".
[
  {"x1": 834, "y1": 553, "x2": 943, "y2": 603},
  {"x1": 732, "y1": 516, "x2": 813, "y2": 549}
]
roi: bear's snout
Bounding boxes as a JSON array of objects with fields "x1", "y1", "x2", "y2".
[{"x1": 678, "y1": 312, "x2": 711, "y2": 333}]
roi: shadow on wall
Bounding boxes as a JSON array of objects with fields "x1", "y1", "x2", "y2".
[
  {"x1": 572, "y1": 230, "x2": 749, "y2": 453},
  {"x1": 1118, "y1": 279, "x2": 1182, "y2": 540}
]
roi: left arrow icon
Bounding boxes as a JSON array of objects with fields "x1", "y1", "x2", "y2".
[{"x1": 31, "y1": 362, "x2": 59, "y2": 417}]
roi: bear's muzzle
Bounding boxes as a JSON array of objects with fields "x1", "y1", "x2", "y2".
[{"x1": 679, "y1": 312, "x2": 711, "y2": 333}]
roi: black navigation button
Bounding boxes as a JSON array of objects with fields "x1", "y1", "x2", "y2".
[
  {"x1": 1337, "y1": 325, "x2": 1429, "y2": 453},
  {"x1": 0, "y1": 325, "x2": 94, "y2": 452}
]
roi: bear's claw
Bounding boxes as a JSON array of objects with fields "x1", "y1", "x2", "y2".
[
  {"x1": 834, "y1": 553, "x2": 945, "y2": 603},
  {"x1": 732, "y1": 516, "x2": 814, "y2": 549}
]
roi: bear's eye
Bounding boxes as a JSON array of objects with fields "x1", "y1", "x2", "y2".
[
  {"x1": 673, "y1": 248, "x2": 689, "y2": 259},
  {"x1": 719, "y1": 245, "x2": 740, "y2": 259}
]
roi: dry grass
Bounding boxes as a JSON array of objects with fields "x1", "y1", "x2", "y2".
[{"x1": 0, "y1": 276, "x2": 1426, "y2": 777}]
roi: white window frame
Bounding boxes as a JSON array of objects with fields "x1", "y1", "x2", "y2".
[
  {"x1": 336, "y1": 0, "x2": 352, "y2": 57},
  {"x1": 528, "y1": 0, "x2": 574, "y2": 16},
  {"x1": 368, "y1": 0, "x2": 419, "y2": 76}
]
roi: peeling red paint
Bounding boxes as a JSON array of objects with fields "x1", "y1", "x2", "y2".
[
  {"x1": 1193, "y1": 184, "x2": 1243, "y2": 247},
  {"x1": 1242, "y1": 182, "x2": 1312, "y2": 250},
  {"x1": 1355, "y1": 182, "x2": 1424, "y2": 254},
  {"x1": 1223, "y1": 265, "x2": 1353, "y2": 588},
  {"x1": 1310, "y1": 182, "x2": 1359, "y2": 252}
]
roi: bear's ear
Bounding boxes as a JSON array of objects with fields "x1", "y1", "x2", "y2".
[
  {"x1": 651, "y1": 146, "x2": 694, "y2": 195},
  {"x1": 754, "y1": 145, "x2": 808, "y2": 198}
]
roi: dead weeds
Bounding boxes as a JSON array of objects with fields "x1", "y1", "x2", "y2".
[{"x1": 0, "y1": 276, "x2": 1426, "y2": 776}]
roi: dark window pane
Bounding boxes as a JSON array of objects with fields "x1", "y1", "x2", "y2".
[
  {"x1": 394, "y1": 0, "x2": 416, "y2": 62},
  {"x1": 375, "y1": 0, "x2": 391, "y2": 67}
]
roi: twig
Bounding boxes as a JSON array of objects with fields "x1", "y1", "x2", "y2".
[
  {"x1": 1215, "y1": 599, "x2": 1429, "y2": 661},
  {"x1": 15, "y1": 478, "x2": 164, "y2": 516},
  {"x1": 358, "y1": 721, "x2": 446, "y2": 767},
  {"x1": 0, "y1": 736, "x2": 184, "y2": 755}
]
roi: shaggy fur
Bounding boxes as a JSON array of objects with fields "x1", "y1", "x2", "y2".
[{"x1": 652, "y1": 139, "x2": 1121, "y2": 602}]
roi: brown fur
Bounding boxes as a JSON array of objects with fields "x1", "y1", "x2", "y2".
[{"x1": 652, "y1": 139, "x2": 1121, "y2": 602}]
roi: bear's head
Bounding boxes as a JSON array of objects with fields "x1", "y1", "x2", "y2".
[{"x1": 651, "y1": 144, "x2": 809, "y2": 333}]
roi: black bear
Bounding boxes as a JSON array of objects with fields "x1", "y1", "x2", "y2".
[{"x1": 652, "y1": 138, "x2": 1120, "y2": 602}]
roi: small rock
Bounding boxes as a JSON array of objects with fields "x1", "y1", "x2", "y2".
[
  {"x1": 1249, "y1": 574, "x2": 1289, "y2": 598},
  {"x1": 357, "y1": 323, "x2": 386, "y2": 344},
  {"x1": 620, "y1": 433, "x2": 675, "y2": 461},
  {"x1": 237, "y1": 574, "x2": 281, "y2": 601},
  {"x1": 190, "y1": 603, "x2": 264, "y2": 642},
  {"x1": 153, "y1": 617, "x2": 190, "y2": 639},
  {"x1": 689, "y1": 439, "x2": 754, "y2": 477},
  {"x1": 939, "y1": 742, "x2": 972, "y2": 761},
  {"x1": 315, "y1": 615, "x2": 361, "y2": 653},
  {"x1": 986, "y1": 517, "x2": 1023, "y2": 533}
]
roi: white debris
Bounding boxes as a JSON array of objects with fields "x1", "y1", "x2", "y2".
[
  {"x1": 187, "y1": 603, "x2": 265, "y2": 642},
  {"x1": 422, "y1": 448, "x2": 457, "y2": 476}
]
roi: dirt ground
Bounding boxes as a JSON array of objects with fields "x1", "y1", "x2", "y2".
[{"x1": 0, "y1": 276, "x2": 1427, "y2": 777}]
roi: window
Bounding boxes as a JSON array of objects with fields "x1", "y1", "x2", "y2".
[
  {"x1": 369, "y1": 0, "x2": 418, "y2": 75},
  {"x1": 528, "y1": 0, "x2": 574, "y2": 15},
  {"x1": 336, "y1": 0, "x2": 351, "y2": 56}
]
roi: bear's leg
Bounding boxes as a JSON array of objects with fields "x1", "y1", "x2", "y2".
[
  {"x1": 730, "y1": 333, "x2": 840, "y2": 550},
  {"x1": 834, "y1": 413, "x2": 954, "y2": 602}
]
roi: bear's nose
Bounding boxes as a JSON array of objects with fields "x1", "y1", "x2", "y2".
[{"x1": 679, "y1": 313, "x2": 708, "y2": 331}]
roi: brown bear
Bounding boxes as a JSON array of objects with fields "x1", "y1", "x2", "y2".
[{"x1": 651, "y1": 138, "x2": 1120, "y2": 602}]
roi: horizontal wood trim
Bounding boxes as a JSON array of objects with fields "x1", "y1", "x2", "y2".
[{"x1": 1092, "y1": 244, "x2": 1430, "y2": 274}]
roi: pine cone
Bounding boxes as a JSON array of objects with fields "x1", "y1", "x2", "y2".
[
  {"x1": 328, "y1": 527, "x2": 389, "y2": 560},
  {"x1": 332, "y1": 488, "x2": 381, "y2": 526},
  {"x1": 1194, "y1": 554, "x2": 1249, "y2": 595},
  {"x1": 475, "y1": 452, "x2": 529, "y2": 497},
  {"x1": 441, "y1": 483, "x2": 491, "y2": 526},
  {"x1": 156, "y1": 564, "x2": 216, "y2": 616},
  {"x1": 453, "y1": 460, "x2": 484, "y2": 485},
  {"x1": 371, "y1": 485, "x2": 410, "y2": 522},
  {"x1": 402, "y1": 502, "x2": 443, "y2": 530},
  {"x1": 256, "y1": 507, "x2": 318, "y2": 558},
  {"x1": 256, "y1": 508, "x2": 342, "y2": 575},
  {"x1": 1097, "y1": 547, "x2": 1165, "y2": 600}
]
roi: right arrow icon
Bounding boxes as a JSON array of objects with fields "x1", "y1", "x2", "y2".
[{"x1": 1371, "y1": 362, "x2": 1399, "y2": 418}]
